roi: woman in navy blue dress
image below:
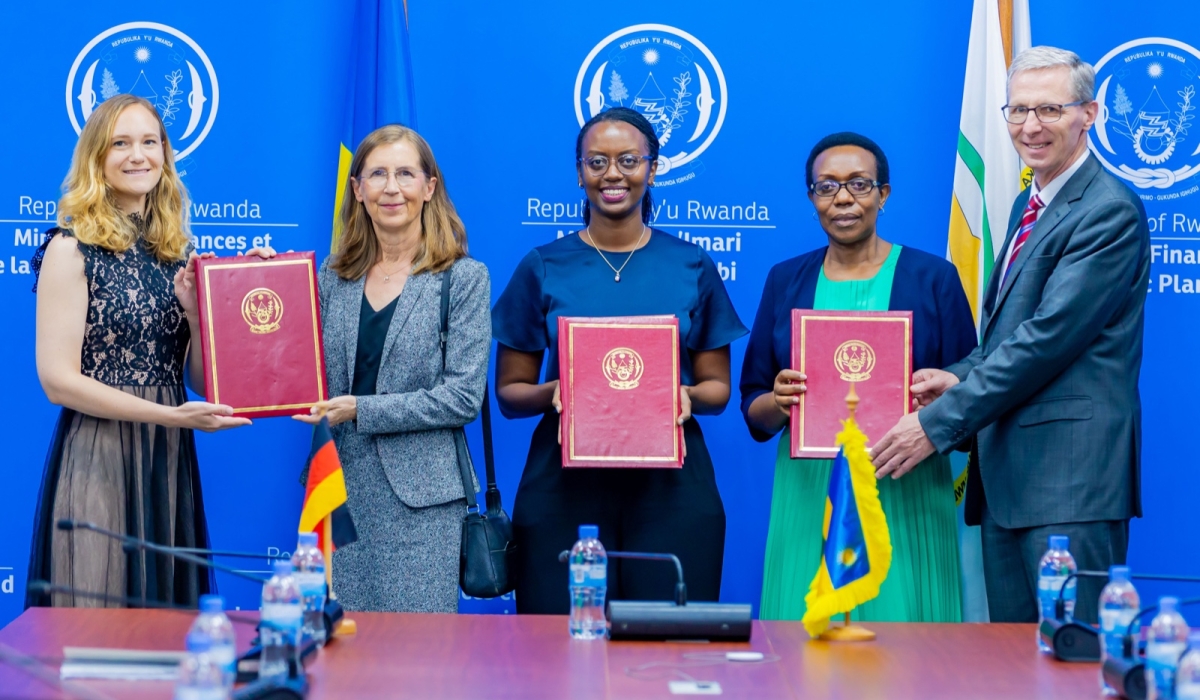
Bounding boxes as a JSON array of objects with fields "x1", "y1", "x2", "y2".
[{"x1": 492, "y1": 108, "x2": 747, "y2": 614}]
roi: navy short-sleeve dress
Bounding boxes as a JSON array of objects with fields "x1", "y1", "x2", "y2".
[{"x1": 493, "y1": 230, "x2": 747, "y2": 614}]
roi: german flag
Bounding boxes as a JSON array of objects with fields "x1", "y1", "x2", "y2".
[{"x1": 299, "y1": 417, "x2": 358, "y2": 552}]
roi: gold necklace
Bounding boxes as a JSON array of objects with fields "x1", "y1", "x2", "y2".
[{"x1": 583, "y1": 225, "x2": 647, "y2": 283}]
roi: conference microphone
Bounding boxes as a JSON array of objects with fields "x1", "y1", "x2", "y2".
[
  {"x1": 57, "y1": 519, "x2": 345, "y2": 642},
  {"x1": 25, "y1": 581, "x2": 311, "y2": 700},
  {"x1": 557, "y1": 549, "x2": 752, "y2": 641},
  {"x1": 1040, "y1": 571, "x2": 1200, "y2": 663},
  {"x1": 1099, "y1": 596, "x2": 1200, "y2": 700}
]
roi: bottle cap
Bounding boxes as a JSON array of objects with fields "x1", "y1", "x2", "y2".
[
  {"x1": 1048, "y1": 535, "x2": 1069, "y2": 551},
  {"x1": 273, "y1": 560, "x2": 294, "y2": 576},
  {"x1": 578, "y1": 524, "x2": 599, "y2": 540},
  {"x1": 298, "y1": 532, "x2": 318, "y2": 547},
  {"x1": 1160, "y1": 596, "x2": 1179, "y2": 613},
  {"x1": 186, "y1": 632, "x2": 212, "y2": 652},
  {"x1": 1108, "y1": 565, "x2": 1131, "y2": 583},
  {"x1": 199, "y1": 594, "x2": 225, "y2": 613}
]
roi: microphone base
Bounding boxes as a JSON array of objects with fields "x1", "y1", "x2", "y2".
[
  {"x1": 232, "y1": 674, "x2": 307, "y2": 700},
  {"x1": 1038, "y1": 618, "x2": 1101, "y2": 662},
  {"x1": 1102, "y1": 655, "x2": 1146, "y2": 700},
  {"x1": 608, "y1": 601, "x2": 752, "y2": 642},
  {"x1": 236, "y1": 639, "x2": 319, "y2": 684},
  {"x1": 323, "y1": 598, "x2": 345, "y2": 639}
]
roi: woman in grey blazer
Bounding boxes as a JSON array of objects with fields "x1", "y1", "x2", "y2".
[{"x1": 295, "y1": 124, "x2": 490, "y2": 613}]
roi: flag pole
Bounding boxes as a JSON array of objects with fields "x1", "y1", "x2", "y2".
[
  {"x1": 817, "y1": 384, "x2": 877, "y2": 642},
  {"x1": 314, "y1": 406, "x2": 356, "y2": 637}
]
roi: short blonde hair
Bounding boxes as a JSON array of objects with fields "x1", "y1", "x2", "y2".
[
  {"x1": 331, "y1": 125, "x2": 468, "y2": 280},
  {"x1": 56, "y1": 94, "x2": 191, "y2": 262}
]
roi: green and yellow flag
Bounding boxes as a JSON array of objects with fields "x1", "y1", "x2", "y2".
[{"x1": 801, "y1": 416, "x2": 892, "y2": 637}]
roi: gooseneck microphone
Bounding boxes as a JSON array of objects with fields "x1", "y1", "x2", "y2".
[
  {"x1": 1041, "y1": 570, "x2": 1200, "y2": 663},
  {"x1": 56, "y1": 519, "x2": 270, "y2": 585},
  {"x1": 1100, "y1": 597, "x2": 1200, "y2": 700},
  {"x1": 55, "y1": 519, "x2": 345, "y2": 641},
  {"x1": 557, "y1": 548, "x2": 751, "y2": 641}
]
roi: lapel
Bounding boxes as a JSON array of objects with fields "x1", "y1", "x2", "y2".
[
  {"x1": 983, "y1": 156, "x2": 1100, "y2": 338},
  {"x1": 377, "y1": 271, "x2": 432, "y2": 376},
  {"x1": 341, "y1": 274, "x2": 367, "y2": 389}
]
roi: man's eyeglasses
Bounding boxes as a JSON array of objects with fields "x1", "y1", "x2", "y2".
[
  {"x1": 578, "y1": 154, "x2": 653, "y2": 176},
  {"x1": 359, "y1": 167, "x2": 425, "y2": 190},
  {"x1": 1001, "y1": 101, "x2": 1086, "y2": 124},
  {"x1": 810, "y1": 177, "x2": 880, "y2": 198}
]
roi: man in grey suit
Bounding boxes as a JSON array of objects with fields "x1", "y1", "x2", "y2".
[{"x1": 871, "y1": 46, "x2": 1150, "y2": 623}]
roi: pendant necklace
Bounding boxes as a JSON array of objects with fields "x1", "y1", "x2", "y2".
[
  {"x1": 584, "y1": 225, "x2": 647, "y2": 283},
  {"x1": 377, "y1": 260, "x2": 407, "y2": 283}
]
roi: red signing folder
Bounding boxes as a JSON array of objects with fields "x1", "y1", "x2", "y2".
[
  {"x1": 558, "y1": 315, "x2": 683, "y2": 468},
  {"x1": 790, "y1": 310, "x2": 912, "y2": 459},
  {"x1": 195, "y1": 252, "x2": 328, "y2": 418}
]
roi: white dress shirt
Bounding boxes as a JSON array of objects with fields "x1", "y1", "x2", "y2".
[{"x1": 996, "y1": 149, "x2": 1090, "y2": 299}]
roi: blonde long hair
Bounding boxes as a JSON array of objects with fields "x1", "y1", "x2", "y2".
[
  {"x1": 56, "y1": 94, "x2": 191, "y2": 262},
  {"x1": 331, "y1": 125, "x2": 467, "y2": 280}
]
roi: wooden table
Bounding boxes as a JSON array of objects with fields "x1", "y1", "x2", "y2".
[{"x1": 0, "y1": 608, "x2": 1103, "y2": 699}]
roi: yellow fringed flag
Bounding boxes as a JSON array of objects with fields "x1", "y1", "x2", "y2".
[{"x1": 801, "y1": 416, "x2": 893, "y2": 637}]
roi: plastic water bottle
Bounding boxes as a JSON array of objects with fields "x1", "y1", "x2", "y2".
[
  {"x1": 188, "y1": 595, "x2": 236, "y2": 692},
  {"x1": 568, "y1": 524, "x2": 607, "y2": 640},
  {"x1": 291, "y1": 532, "x2": 328, "y2": 647},
  {"x1": 1036, "y1": 534, "x2": 1077, "y2": 652},
  {"x1": 259, "y1": 559, "x2": 302, "y2": 681},
  {"x1": 1177, "y1": 632, "x2": 1200, "y2": 700},
  {"x1": 175, "y1": 632, "x2": 227, "y2": 700},
  {"x1": 1146, "y1": 596, "x2": 1190, "y2": 700},
  {"x1": 1099, "y1": 566, "x2": 1140, "y2": 695}
]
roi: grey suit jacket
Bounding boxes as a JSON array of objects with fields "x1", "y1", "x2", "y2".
[
  {"x1": 319, "y1": 256, "x2": 491, "y2": 508},
  {"x1": 920, "y1": 155, "x2": 1149, "y2": 529}
]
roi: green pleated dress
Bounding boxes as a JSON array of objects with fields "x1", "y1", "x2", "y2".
[{"x1": 758, "y1": 245, "x2": 962, "y2": 622}]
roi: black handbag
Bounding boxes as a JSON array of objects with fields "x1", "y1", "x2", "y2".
[{"x1": 438, "y1": 270, "x2": 516, "y2": 598}]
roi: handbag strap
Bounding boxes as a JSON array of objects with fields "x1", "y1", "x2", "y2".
[{"x1": 439, "y1": 268, "x2": 496, "y2": 504}]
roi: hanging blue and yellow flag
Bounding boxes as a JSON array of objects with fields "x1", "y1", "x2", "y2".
[
  {"x1": 801, "y1": 415, "x2": 893, "y2": 637},
  {"x1": 332, "y1": 0, "x2": 418, "y2": 246}
]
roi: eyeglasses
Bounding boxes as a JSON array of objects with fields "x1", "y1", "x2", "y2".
[
  {"x1": 809, "y1": 177, "x2": 880, "y2": 198},
  {"x1": 578, "y1": 154, "x2": 653, "y2": 176},
  {"x1": 1001, "y1": 101, "x2": 1086, "y2": 124},
  {"x1": 359, "y1": 167, "x2": 425, "y2": 190}
]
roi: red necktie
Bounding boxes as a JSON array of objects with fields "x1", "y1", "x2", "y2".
[{"x1": 1001, "y1": 194, "x2": 1045, "y2": 287}]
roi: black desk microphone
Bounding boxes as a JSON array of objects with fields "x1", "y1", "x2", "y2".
[
  {"x1": 56, "y1": 519, "x2": 344, "y2": 639},
  {"x1": 557, "y1": 549, "x2": 752, "y2": 641},
  {"x1": 1039, "y1": 570, "x2": 1200, "y2": 663}
]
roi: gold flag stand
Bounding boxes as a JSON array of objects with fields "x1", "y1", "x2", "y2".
[{"x1": 817, "y1": 383, "x2": 876, "y2": 643}]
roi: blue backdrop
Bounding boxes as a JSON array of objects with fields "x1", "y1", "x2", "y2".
[{"x1": 1, "y1": 1, "x2": 1197, "y2": 625}]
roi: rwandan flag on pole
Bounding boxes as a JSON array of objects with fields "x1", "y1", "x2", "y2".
[
  {"x1": 332, "y1": 0, "x2": 418, "y2": 247},
  {"x1": 946, "y1": 0, "x2": 1030, "y2": 623},
  {"x1": 801, "y1": 415, "x2": 892, "y2": 637},
  {"x1": 299, "y1": 417, "x2": 358, "y2": 552}
]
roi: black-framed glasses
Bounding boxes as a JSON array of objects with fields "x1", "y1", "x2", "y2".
[
  {"x1": 358, "y1": 167, "x2": 426, "y2": 190},
  {"x1": 810, "y1": 177, "x2": 880, "y2": 198},
  {"x1": 1001, "y1": 101, "x2": 1086, "y2": 124},
  {"x1": 578, "y1": 154, "x2": 653, "y2": 176}
]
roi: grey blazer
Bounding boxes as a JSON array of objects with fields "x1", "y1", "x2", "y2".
[
  {"x1": 920, "y1": 155, "x2": 1149, "y2": 530},
  {"x1": 318, "y1": 257, "x2": 491, "y2": 508}
]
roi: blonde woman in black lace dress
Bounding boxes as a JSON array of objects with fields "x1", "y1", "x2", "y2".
[{"x1": 27, "y1": 95, "x2": 256, "y2": 608}]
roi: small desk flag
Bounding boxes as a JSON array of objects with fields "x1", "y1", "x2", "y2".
[
  {"x1": 299, "y1": 417, "x2": 358, "y2": 552},
  {"x1": 801, "y1": 415, "x2": 892, "y2": 637}
]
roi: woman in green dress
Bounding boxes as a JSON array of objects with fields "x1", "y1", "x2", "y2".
[{"x1": 739, "y1": 132, "x2": 977, "y2": 621}]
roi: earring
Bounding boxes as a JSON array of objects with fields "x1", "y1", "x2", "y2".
[
  {"x1": 880, "y1": 206, "x2": 886, "y2": 215},
  {"x1": 812, "y1": 211, "x2": 817, "y2": 220}
]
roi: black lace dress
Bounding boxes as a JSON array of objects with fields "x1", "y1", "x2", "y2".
[{"x1": 26, "y1": 222, "x2": 213, "y2": 608}]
